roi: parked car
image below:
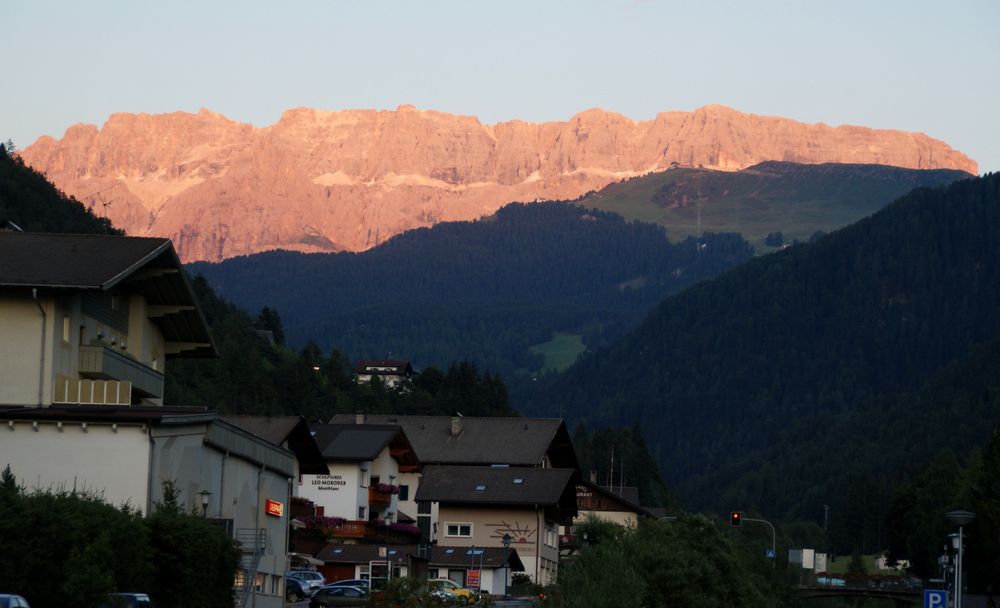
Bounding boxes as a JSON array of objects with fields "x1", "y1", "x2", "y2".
[
  {"x1": 98, "y1": 593, "x2": 153, "y2": 608},
  {"x1": 287, "y1": 571, "x2": 326, "y2": 594},
  {"x1": 426, "y1": 580, "x2": 476, "y2": 604},
  {"x1": 0, "y1": 595, "x2": 30, "y2": 608},
  {"x1": 308, "y1": 586, "x2": 368, "y2": 607},
  {"x1": 286, "y1": 578, "x2": 311, "y2": 602},
  {"x1": 427, "y1": 588, "x2": 459, "y2": 604},
  {"x1": 323, "y1": 579, "x2": 370, "y2": 591}
]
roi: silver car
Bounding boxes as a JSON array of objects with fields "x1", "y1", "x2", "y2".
[
  {"x1": 0, "y1": 595, "x2": 30, "y2": 608},
  {"x1": 287, "y1": 570, "x2": 326, "y2": 594}
]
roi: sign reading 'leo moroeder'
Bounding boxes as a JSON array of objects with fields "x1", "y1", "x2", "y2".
[{"x1": 311, "y1": 474, "x2": 348, "y2": 491}]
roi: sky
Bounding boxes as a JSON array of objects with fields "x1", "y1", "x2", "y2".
[{"x1": 4, "y1": 0, "x2": 999, "y2": 173}]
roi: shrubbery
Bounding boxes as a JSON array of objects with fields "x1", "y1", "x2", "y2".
[
  {"x1": 0, "y1": 469, "x2": 238, "y2": 608},
  {"x1": 557, "y1": 515, "x2": 789, "y2": 608}
]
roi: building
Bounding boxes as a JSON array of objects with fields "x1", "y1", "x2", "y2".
[
  {"x1": 0, "y1": 233, "x2": 325, "y2": 608},
  {"x1": 300, "y1": 423, "x2": 420, "y2": 525},
  {"x1": 415, "y1": 465, "x2": 576, "y2": 585},
  {"x1": 328, "y1": 414, "x2": 579, "y2": 548},
  {"x1": 352, "y1": 360, "x2": 413, "y2": 387},
  {"x1": 573, "y1": 479, "x2": 653, "y2": 528},
  {"x1": 0, "y1": 233, "x2": 214, "y2": 407},
  {"x1": 427, "y1": 546, "x2": 524, "y2": 596}
]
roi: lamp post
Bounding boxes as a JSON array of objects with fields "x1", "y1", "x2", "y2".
[
  {"x1": 502, "y1": 533, "x2": 512, "y2": 598},
  {"x1": 198, "y1": 490, "x2": 212, "y2": 518},
  {"x1": 945, "y1": 510, "x2": 975, "y2": 608}
]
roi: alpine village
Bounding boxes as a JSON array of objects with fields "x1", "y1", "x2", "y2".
[{"x1": 1, "y1": 105, "x2": 999, "y2": 608}]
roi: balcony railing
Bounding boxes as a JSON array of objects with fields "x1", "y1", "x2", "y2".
[
  {"x1": 323, "y1": 520, "x2": 420, "y2": 543},
  {"x1": 78, "y1": 345, "x2": 164, "y2": 398}
]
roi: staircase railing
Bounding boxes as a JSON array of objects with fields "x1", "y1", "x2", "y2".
[{"x1": 234, "y1": 528, "x2": 267, "y2": 608}]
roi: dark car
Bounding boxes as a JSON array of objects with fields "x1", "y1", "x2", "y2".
[
  {"x1": 308, "y1": 585, "x2": 368, "y2": 607},
  {"x1": 98, "y1": 593, "x2": 153, "y2": 608},
  {"x1": 0, "y1": 595, "x2": 30, "y2": 608},
  {"x1": 323, "y1": 579, "x2": 370, "y2": 591},
  {"x1": 286, "y1": 578, "x2": 311, "y2": 602}
]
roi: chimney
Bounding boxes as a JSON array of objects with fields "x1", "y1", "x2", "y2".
[
  {"x1": 355, "y1": 412, "x2": 366, "y2": 425},
  {"x1": 589, "y1": 470, "x2": 597, "y2": 483},
  {"x1": 450, "y1": 416, "x2": 462, "y2": 437}
]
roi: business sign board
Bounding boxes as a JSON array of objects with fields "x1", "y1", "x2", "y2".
[
  {"x1": 466, "y1": 569, "x2": 480, "y2": 590},
  {"x1": 265, "y1": 499, "x2": 284, "y2": 517}
]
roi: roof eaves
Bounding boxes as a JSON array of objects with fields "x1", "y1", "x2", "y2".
[{"x1": 101, "y1": 239, "x2": 173, "y2": 290}]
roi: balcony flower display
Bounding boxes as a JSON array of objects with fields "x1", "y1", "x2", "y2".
[
  {"x1": 300, "y1": 515, "x2": 347, "y2": 540},
  {"x1": 374, "y1": 483, "x2": 400, "y2": 495}
]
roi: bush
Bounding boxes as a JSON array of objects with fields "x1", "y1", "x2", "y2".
[{"x1": 0, "y1": 471, "x2": 238, "y2": 608}]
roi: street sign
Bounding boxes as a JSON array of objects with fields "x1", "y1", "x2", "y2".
[
  {"x1": 766, "y1": 549, "x2": 775, "y2": 559},
  {"x1": 923, "y1": 589, "x2": 948, "y2": 608}
]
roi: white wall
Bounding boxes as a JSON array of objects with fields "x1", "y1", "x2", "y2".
[
  {"x1": 0, "y1": 419, "x2": 151, "y2": 512},
  {"x1": 300, "y1": 463, "x2": 363, "y2": 520},
  {"x1": 0, "y1": 295, "x2": 49, "y2": 405}
]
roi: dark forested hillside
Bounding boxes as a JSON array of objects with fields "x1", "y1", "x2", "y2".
[
  {"x1": 189, "y1": 203, "x2": 753, "y2": 377},
  {"x1": 527, "y1": 174, "x2": 1000, "y2": 520},
  {"x1": 0, "y1": 143, "x2": 119, "y2": 234},
  {"x1": 578, "y1": 161, "x2": 971, "y2": 251}
]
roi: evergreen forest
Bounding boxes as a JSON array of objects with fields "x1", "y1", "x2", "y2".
[
  {"x1": 526, "y1": 174, "x2": 1000, "y2": 553},
  {"x1": 188, "y1": 203, "x2": 753, "y2": 379}
]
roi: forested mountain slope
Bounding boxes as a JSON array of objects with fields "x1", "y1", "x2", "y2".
[
  {"x1": 526, "y1": 174, "x2": 1000, "y2": 515},
  {"x1": 189, "y1": 203, "x2": 753, "y2": 377},
  {"x1": 578, "y1": 161, "x2": 972, "y2": 251},
  {"x1": 0, "y1": 144, "x2": 118, "y2": 234}
]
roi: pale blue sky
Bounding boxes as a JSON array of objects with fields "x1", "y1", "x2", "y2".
[{"x1": 4, "y1": 0, "x2": 998, "y2": 172}]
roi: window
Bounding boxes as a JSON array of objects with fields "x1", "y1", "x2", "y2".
[
  {"x1": 474, "y1": 484, "x2": 486, "y2": 492},
  {"x1": 512, "y1": 478, "x2": 524, "y2": 485},
  {"x1": 445, "y1": 523, "x2": 472, "y2": 537},
  {"x1": 359, "y1": 565, "x2": 370, "y2": 581},
  {"x1": 62, "y1": 317, "x2": 71, "y2": 344},
  {"x1": 371, "y1": 475, "x2": 380, "y2": 486},
  {"x1": 399, "y1": 484, "x2": 409, "y2": 501},
  {"x1": 358, "y1": 506, "x2": 366, "y2": 519},
  {"x1": 360, "y1": 469, "x2": 370, "y2": 487}
]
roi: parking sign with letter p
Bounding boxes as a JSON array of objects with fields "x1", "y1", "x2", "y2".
[{"x1": 924, "y1": 589, "x2": 948, "y2": 608}]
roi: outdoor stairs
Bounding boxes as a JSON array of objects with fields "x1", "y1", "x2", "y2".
[{"x1": 235, "y1": 528, "x2": 267, "y2": 608}]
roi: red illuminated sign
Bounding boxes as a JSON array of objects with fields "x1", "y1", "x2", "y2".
[{"x1": 265, "y1": 499, "x2": 284, "y2": 517}]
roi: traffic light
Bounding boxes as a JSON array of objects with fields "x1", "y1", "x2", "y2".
[{"x1": 730, "y1": 511, "x2": 742, "y2": 527}]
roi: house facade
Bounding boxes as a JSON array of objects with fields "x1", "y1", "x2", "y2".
[
  {"x1": 352, "y1": 359, "x2": 413, "y2": 388},
  {"x1": 415, "y1": 465, "x2": 576, "y2": 585},
  {"x1": 298, "y1": 423, "x2": 421, "y2": 540},
  {"x1": 0, "y1": 233, "x2": 327, "y2": 608},
  {"x1": 0, "y1": 233, "x2": 214, "y2": 408}
]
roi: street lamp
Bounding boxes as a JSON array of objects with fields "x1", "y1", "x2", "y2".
[
  {"x1": 502, "y1": 534, "x2": 512, "y2": 598},
  {"x1": 198, "y1": 490, "x2": 212, "y2": 518},
  {"x1": 945, "y1": 510, "x2": 975, "y2": 608}
]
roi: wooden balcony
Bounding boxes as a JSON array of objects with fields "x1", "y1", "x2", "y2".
[
  {"x1": 325, "y1": 520, "x2": 420, "y2": 544},
  {"x1": 368, "y1": 486, "x2": 392, "y2": 507},
  {"x1": 329, "y1": 520, "x2": 369, "y2": 539}
]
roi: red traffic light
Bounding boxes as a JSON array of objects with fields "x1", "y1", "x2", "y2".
[{"x1": 730, "y1": 511, "x2": 742, "y2": 527}]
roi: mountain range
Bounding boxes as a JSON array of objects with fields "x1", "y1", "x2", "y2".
[{"x1": 19, "y1": 104, "x2": 976, "y2": 262}]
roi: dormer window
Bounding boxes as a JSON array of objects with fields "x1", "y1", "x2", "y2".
[
  {"x1": 474, "y1": 484, "x2": 486, "y2": 492},
  {"x1": 512, "y1": 478, "x2": 524, "y2": 485}
]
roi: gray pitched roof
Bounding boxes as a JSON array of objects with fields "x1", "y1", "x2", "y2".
[
  {"x1": 221, "y1": 415, "x2": 328, "y2": 474},
  {"x1": 316, "y1": 543, "x2": 414, "y2": 566},
  {"x1": 0, "y1": 232, "x2": 170, "y2": 289},
  {"x1": 309, "y1": 424, "x2": 418, "y2": 469},
  {"x1": 429, "y1": 546, "x2": 524, "y2": 571},
  {"x1": 0, "y1": 232, "x2": 214, "y2": 357},
  {"x1": 328, "y1": 415, "x2": 576, "y2": 468},
  {"x1": 414, "y1": 465, "x2": 576, "y2": 508}
]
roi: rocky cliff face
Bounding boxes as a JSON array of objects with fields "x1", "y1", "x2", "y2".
[{"x1": 20, "y1": 104, "x2": 977, "y2": 262}]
